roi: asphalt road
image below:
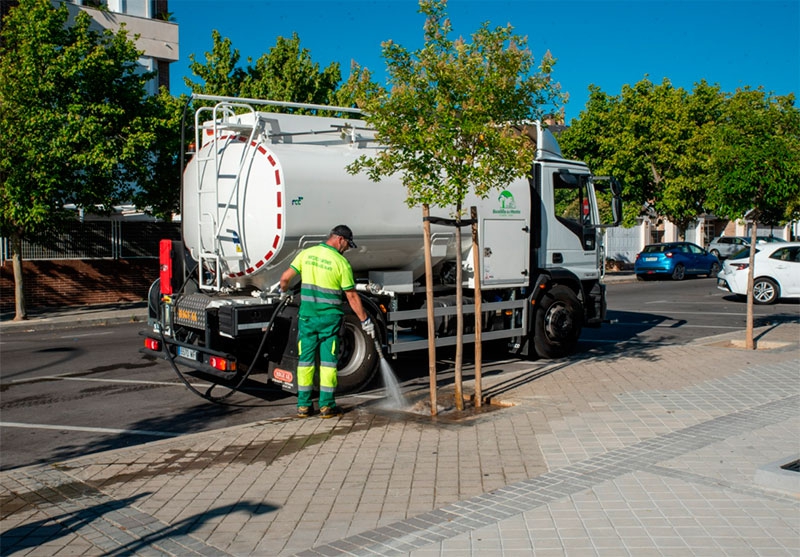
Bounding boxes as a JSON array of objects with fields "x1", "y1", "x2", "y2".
[{"x1": 1, "y1": 277, "x2": 798, "y2": 471}]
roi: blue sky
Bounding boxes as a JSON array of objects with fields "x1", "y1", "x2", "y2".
[{"x1": 168, "y1": 0, "x2": 799, "y2": 122}]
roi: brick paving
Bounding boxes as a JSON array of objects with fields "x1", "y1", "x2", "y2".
[{"x1": 1, "y1": 319, "x2": 798, "y2": 556}]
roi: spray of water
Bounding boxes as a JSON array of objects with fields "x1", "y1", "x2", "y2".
[{"x1": 375, "y1": 340, "x2": 406, "y2": 409}]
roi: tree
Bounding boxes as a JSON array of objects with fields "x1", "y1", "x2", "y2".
[
  {"x1": 186, "y1": 30, "x2": 379, "y2": 117},
  {"x1": 706, "y1": 88, "x2": 800, "y2": 348},
  {"x1": 0, "y1": 0, "x2": 159, "y2": 320},
  {"x1": 130, "y1": 89, "x2": 186, "y2": 220},
  {"x1": 559, "y1": 78, "x2": 724, "y2": 230},
  {"x1": 347, "y1": 0, "x2": 563, "y2": 413},
  {"x1": 184, "y1": 30, "x2": 246, "y2": 97},
  {"x1": 240, "y1": 32, "x2": 341, "y2": 110}
]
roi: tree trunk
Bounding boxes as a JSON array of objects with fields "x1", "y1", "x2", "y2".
[
  {"x1": 470, "y1": 206, "x2": 482, "y2": 408},
  {"x1": 12, "y1": 230, "x2": 27, "y2": 321},
  {"x1": 422, "y1": 205, "x2": 438, "y2": 416},
  {"x1": 454, "y1": 204, "x2": 463, "y2": 411},
  {"x1": 745, "y1": 222, "x2": 757, "y2": 349}
]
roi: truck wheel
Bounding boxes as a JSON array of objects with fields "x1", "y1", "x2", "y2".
[
  {"x1": 336, "y1": 313, "x2": 379, "y2": 393},
  {"x1": 533, "y1": 285, "x2": 583, "y2": 359}
]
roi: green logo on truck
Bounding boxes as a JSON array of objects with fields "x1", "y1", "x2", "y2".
[{"x1": 493, "y1": 190, "x2": 521, "y2": 215}]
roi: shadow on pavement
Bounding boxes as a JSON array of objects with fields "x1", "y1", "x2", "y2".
[{"x1": 0, "y1": 490, "x2": 278, "y2": 556}]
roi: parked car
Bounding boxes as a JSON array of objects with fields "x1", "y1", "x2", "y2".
[
  {"x1": 706, "y1": 235, "x2": 786, "y2": 259},
  {"x1": 634, "y1": 242, "x2": 721, "y2": 281},
  {"x1": 717, "y1": 242, "x2": 800, "y2": 304}
]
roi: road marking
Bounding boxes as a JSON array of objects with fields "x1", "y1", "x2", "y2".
[
  {"x1": 639, "y1": 310, "x2": 750, "y2": 316},
  {"x1": 7, "y1": 375, "x2": 278, "y2": 393},
  {"x1": 607, "y1": 321, "x2": 744, "y2": 329},
  {"x1": 0, "y1": 422, "x2": 179, "y2": 437},
  {"x1": 10, "y1": 375, "x2": 206, "y2": 387},
  {"x1": 58, "y1": 331, "x2": 114, "y2": 338}
]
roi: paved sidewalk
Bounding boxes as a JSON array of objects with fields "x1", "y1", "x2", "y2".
[{"x1": 2, "y1": 301, "x2": 799, "y2": 555}]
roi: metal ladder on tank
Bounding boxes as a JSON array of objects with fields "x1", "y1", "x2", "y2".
[{"x1": 192, "y1": 102, "x2": 265, "y2": 291}]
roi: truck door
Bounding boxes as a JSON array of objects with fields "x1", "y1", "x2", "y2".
[
  {"x1": 481, "y1": 219, "x2": 530, "y2": 286},
  {"x1": 539, "y1": 165, "x2": 600, "y2": 279}
]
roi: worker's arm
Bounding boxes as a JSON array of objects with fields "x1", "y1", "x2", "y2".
[
  {"x1": 279, "y1": 267, "x2": 297, "y2": 293},
  {"x1": 344, "y1": 289, "x2": 368, "y2": 322}
]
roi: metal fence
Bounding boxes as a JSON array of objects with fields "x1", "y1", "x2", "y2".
[{"x1": 1, "y1": 221, "x2": 181, "y2": 263}]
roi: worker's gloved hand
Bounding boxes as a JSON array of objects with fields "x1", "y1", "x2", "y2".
[{"x1": 361, "y1": 317, "x2": 375, "y2": 339}]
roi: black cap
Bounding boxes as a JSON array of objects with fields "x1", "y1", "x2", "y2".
[{"x1": 331, "y1": 224, "x2": 357, "y2": 248}]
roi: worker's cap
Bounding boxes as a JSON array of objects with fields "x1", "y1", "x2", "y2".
[{"x1": 331, "y1": 225, "x2": 357, "y2": 248}]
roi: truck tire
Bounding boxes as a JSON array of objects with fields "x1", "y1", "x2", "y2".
[
  {"x1": 336, "y1": 313, "x2": 380, "y2": 393},
  {"x1": 533, "y1": 285, "x2": 583, "y2": 359}
]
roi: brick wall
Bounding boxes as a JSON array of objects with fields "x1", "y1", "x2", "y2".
[{"x1": 0, "y1": 259, "x2": 159, "y2": 313}]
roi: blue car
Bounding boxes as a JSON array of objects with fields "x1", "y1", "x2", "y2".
[{"x1": 634, "y1": 242, "x2": 721, "y2": 281}]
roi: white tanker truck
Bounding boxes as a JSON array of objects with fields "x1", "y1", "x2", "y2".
[{"x1": 142, "y1": 95, "x2": 622, "y2": 397}]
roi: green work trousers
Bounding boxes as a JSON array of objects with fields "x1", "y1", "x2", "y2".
[{"x1": 296, "y1": 313, "x2": 342, "y2": 409}]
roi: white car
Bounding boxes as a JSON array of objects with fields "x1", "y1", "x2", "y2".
[{"x1": 717, "y1": 242, "x2": 800, "y2": 304}]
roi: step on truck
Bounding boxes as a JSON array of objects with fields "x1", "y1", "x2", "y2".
[{"x1": 142, "y1": 95, "x2": 622, "y2": 396}]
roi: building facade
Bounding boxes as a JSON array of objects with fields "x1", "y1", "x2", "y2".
[{"x1": 61, "y1": 0, "x2": 179, "y2": 94}]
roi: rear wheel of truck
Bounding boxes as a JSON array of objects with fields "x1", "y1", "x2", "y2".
[
  {"x1": 533, "y1": 285, "x2": 583, "y2": 359},
  {"x1": 337, "y1": 313, "x2": 380, "y2": 393}
]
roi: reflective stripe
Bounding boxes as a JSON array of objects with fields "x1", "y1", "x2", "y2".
[
  {"x1": 300, "y1": 294, "x2": 342, "y2": 305},
  {"x1": 305, "y1": 284, "x2": 343, "y2": 297}
]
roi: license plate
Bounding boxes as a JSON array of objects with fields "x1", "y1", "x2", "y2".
[
  {"x1": 645, "y1": 257, "x2": 657, "y2": 261},
  {"x1": 178, "y1": 346, "x2": 198, "y2": 360}
]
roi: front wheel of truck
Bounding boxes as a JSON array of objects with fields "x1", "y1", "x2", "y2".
[{"x1": 533, "y1": 285, "x2": 583, "y2": 359}]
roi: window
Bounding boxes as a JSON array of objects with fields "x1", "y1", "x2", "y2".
[{"x1": 771, "y1": 247, "x2": 800, "y2": 262}]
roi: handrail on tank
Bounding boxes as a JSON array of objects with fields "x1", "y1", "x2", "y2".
[{"x1": 191, "y1": 94, "x2": 364, "y2": 115}]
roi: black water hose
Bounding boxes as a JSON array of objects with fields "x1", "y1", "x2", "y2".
[{"x1": 160, "y1": 295, "x2": 292, "y2": 404}]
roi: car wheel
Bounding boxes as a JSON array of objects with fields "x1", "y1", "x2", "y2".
[
  {"x1": 753, "y1": 277, "x2": 779, "y2": 305},
  {"x1": 671, "y1": 264, "x2": 686, "y2": 281},
  {"x1": 709, "y1": 262, "x2": 720, "y2": 277},
  {"x1": 710, "y1": 249, "x2": 720, "y2": 258}
]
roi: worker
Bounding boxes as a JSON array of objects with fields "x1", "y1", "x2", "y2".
[{"x1": 278, "y1": 225, "x2": 375, "y2": 418}]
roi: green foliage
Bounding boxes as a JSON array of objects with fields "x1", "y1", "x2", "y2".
[
  {"x1": 184, "y1": 30, "x2": 245, "y2": 97},
  {"x1": 130, "y1": 89, "x2": 188, "y2": 219},
  {"x1": 559, "y1": 78, "x2": 724, "y2": 228},
  {"x1": 706, "y1": 88, "x2": 800, "y2": 225},
  {"x1": 334, "y1": 62, "x2": 386, "y2": 112},
  {"x1": 240, "y1": 33, "x2": 341, "y2": 109},
  {"x1": 347, "y1": 0, "x2": 564, "y2": 210},
  {"x1": 186, "y1": 31, "x2": 381, "y2": 116},
  {"x1": 0, "y1": 0, "x2": 159, "y2": 239}
]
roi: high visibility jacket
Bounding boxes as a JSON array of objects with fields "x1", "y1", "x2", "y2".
[{"x1": 289, "y1": 243, "x2": 355, "y2": 317}]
